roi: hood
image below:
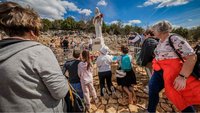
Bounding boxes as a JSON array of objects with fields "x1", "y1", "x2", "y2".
[
  {"x1": 0, "y1": 38, "x2": 41, "y2": 62},
  {"x1": 79, "y1": 62, "x2": 88, "y2": 69}
]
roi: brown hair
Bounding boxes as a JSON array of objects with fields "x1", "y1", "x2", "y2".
[
  {"x1": 73, "y1": 49, "x2": 81, "y2": 59},
  {"x1": 81, "y1": 50, "x2": 91, "y2": 70},
  {"x1": 0, "y1": 2, "x2": 41, "y2": 37},
  {"x1": 145, "y1": 29, "x2": 154, "y2": 37},
  {"x1": 121, "y1": 45, "x2": 129, "y2": 54}
]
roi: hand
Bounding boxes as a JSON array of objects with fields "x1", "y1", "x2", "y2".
[{"x1": 173, "y1": 76, "x2": 186, "y2": 91}]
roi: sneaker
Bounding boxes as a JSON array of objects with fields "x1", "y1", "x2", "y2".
[
  {"x1": 110, "y1": 86, "x2": 117, "y2": 99},
  {"x1": 102, "y1": 88, "x2": 109, "y2": 100}
]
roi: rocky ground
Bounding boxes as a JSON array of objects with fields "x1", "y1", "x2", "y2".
[{"x1": 53, "y1": 48, "x2": 186, "y2": 113}]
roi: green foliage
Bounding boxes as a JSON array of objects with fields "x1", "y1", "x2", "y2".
[
  {"x1": 124, "y1": 25, "x2": 133, "y2": 35},
  {"x1": 172, "y1": 27, "x2": 189, "y2": 39},
  {"x1": 40, "y1": 17, "x2": 200, "y2": 41},
  {"x1": 41, "y1": 19, "x2": 52, "y2": 31},
  {"x1": 61, "y1": 17, "x2": 76, "y2": 30},
  {"x1": 52, "y1": 19, "x2": 63, "y2": 30},
  {"x1": 189, "y1": 26, "x2": 200, "y2": 41}
]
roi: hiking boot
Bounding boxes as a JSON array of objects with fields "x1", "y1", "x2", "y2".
[{"x1": 102, "y1": 88, "x2": 109, "y2": 100}]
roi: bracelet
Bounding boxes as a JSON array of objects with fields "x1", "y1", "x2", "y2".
[{"x1": 179, "y1": 74, "x2": 188, "y2": 79}]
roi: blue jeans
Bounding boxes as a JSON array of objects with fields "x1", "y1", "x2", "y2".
[
  {"x1": 71, "y1": 82, "x2": 83, "y2": 99},
  {"x1": 147, "y1": 70, "x2": 164, "y2": 112},
  {"x1": 147, "y1": 70, "x2": 195, "y2": 113}
]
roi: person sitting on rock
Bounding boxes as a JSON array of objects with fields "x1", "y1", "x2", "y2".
[{"x1": 96, "y1": 46, "x2": 117, "y2": 99}]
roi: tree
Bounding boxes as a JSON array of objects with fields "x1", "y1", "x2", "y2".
[
  {"x1": 132, "y1": 26, "x2": 144, "y2": 34},
  {"x1": 76, "y1": 20, "x2": 86, "y2": 30},
  {"x1": 52, "y1": 19, "x2": 63, "y2": 30},
  {"x1": 124, "y1": 25, "x2": 133, "y2": 35},
  {"x1": 172, "y1": 27, "x2": 189, "y2": 39},
  {"x1": 189, "y1": 26, "x2": 200, "y2": 41},
  {"x1": 61, "y1": 17, "x2": 76, "y2": 30},
  {"x1": 41, "y1": 19, "x2": 52, "y2": 31}
]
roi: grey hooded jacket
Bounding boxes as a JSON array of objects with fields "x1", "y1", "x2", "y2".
[{"x1": 0, "y1": 39, "x2": 68, "y2": 112}]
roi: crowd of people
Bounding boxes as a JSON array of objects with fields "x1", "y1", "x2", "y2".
[{"x1": 0, "y1": 1, "x2": 200, "y2": 113}]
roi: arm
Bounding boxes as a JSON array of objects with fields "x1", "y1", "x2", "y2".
[
  {"x1": 33, "y1": 47, "x2": 68, "y2": 100},
  {"x1": 95, "y1": 57, "x2": 101, "y2": 67},
  {"x1": 78, "y1": 63, "x2": 81, "y2": 78},
  {"x1": 180, "y1": 54, "x2": 197, "y2": 77},
  {"x1": 172, "y1": 36, "x2": 197, "y2": 90}
]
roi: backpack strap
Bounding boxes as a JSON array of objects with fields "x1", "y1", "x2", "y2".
[{"x1": 168, "y1": 35, "x2": 184, "y2": 62}]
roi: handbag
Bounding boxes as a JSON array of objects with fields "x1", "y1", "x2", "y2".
[
  {"x1": 169, "y1": 35, "x2": 200, "y2": 80},
  {"x1": 65, "y1": 82, "x2": 86, "y2": 112}
]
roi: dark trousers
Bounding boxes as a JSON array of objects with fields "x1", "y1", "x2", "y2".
[
  {"x1": 147, "y1": 70, "x2": 195, "y2": 113},
  {"x1": 98, "y1": 71, "x2": 113, "y2": 96},
  {"x1": 147, "y1": 70, "x2": 164, "y2": 112}
]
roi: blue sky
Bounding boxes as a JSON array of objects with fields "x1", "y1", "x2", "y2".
[
  {"x1": 1, "y1": 0, "x2": 200, "y2": 28},
  {"x1": 65, "y1": 0, "x2": 200, "y2": 28}
]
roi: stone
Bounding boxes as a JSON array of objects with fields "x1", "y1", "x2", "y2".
[
  {"x1": 156, "y1": 104, "x2": 165, "y2": 112},
  {"x1": 108, "y1": 97, "x2": 118, "y2": 104},
  {"x1": 159, "y1": 98, "x2": 166, "y2": 103},
  {"x1": 172, "y1": 105, "x2": 179, "y2": 112},
  {"x1": 96, "y1": 105, "x2": 105, "y2": 113},
  {"x1": 160, "y1": 102, "x2": 173, "y2": 112},
  {"x1": 90, "y1": 104, "x2": 97, "y2": 112},
  {"x1": 118, "y1": 98, "x2": 128, "y2": 106},
  {"x1": 117, "y1": 106, "x2": 129, "y2": 113},
  {"x1": 128, "y1": 104, "x2": 138, "y2": 113},
  {"x1": 106, "y1": 104, "x2": 118, "y2": 113},
  {"x1": 101, "y1": 97, "x2": 108, "y2": 105},
  {"x1": 93, "y1": 38, "x2": 102, "y2": 51}
]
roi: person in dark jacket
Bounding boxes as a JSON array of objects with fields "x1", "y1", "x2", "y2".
[
  {"x1": 63, "y1": 49, "x2": 83, "y2": 99},
  {"x1": 139, "y1": 29, "x2": 159, "y2": 77}
]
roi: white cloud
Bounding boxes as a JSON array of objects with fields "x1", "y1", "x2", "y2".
[
  {"x1": 109, "y1": 20, "x2": 142, "y2": 26},
  {"x1": 97, "y1": 0, "x2": 107, "y2": 6},
  {"x1": 2, "y1": 0, "x2": 92, "y2": 19},
  {"x1": 188, "y1": 19, "x2": 192, "y2": 22},
  {"x1": 124, "y1": 20, "x2": 142, "y2": 26},
  {"x1": 109, "y1": 20, "x2": 119, "y2": 24},
  {"x1": 172, "y1": 24, "x2": 181, "y2": 28},
  {"x1": 129, "y1": 20, "x2": 142, "y2": 24},
  {"x1": 139, "y1": 0, "x2": 190, "y2": 8},
  {"x1": 69, "y1": 16, "x2": 76, "y2": 19},
  {"x1": 78, "y1": 9, "x2": 92, "y2": 16}
]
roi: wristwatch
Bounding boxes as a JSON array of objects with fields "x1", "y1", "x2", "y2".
[{"x1": 179, "y1": 74, "x2": 188, "y2": 79}]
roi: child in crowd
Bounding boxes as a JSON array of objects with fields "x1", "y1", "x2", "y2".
[{"x1": 78, "y1": 50, "x2": 98, "y2": 110}]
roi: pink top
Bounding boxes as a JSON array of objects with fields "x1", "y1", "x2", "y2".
[{"x1": 78, "y1": 62, "x2": 93, "y2": 84}]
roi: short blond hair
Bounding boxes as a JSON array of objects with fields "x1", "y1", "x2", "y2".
[
  {"x1": 152, "y1": 20, "x2": 172, "y2": 33},
  {"x1": 0, "y1": 2, "x2": 41, "y2": 37}
]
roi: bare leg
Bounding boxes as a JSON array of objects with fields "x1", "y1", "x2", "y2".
[
  {"x1": 129, "y1": 86, "x2": 136, "y2": 103},
  {"x1": 123, "y1": 86, "x2": 133, "y2": 104}
]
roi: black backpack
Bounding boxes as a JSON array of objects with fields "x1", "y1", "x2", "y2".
[{"x1": 169, "y1": 35, "x2": 200, "y2": 80}]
